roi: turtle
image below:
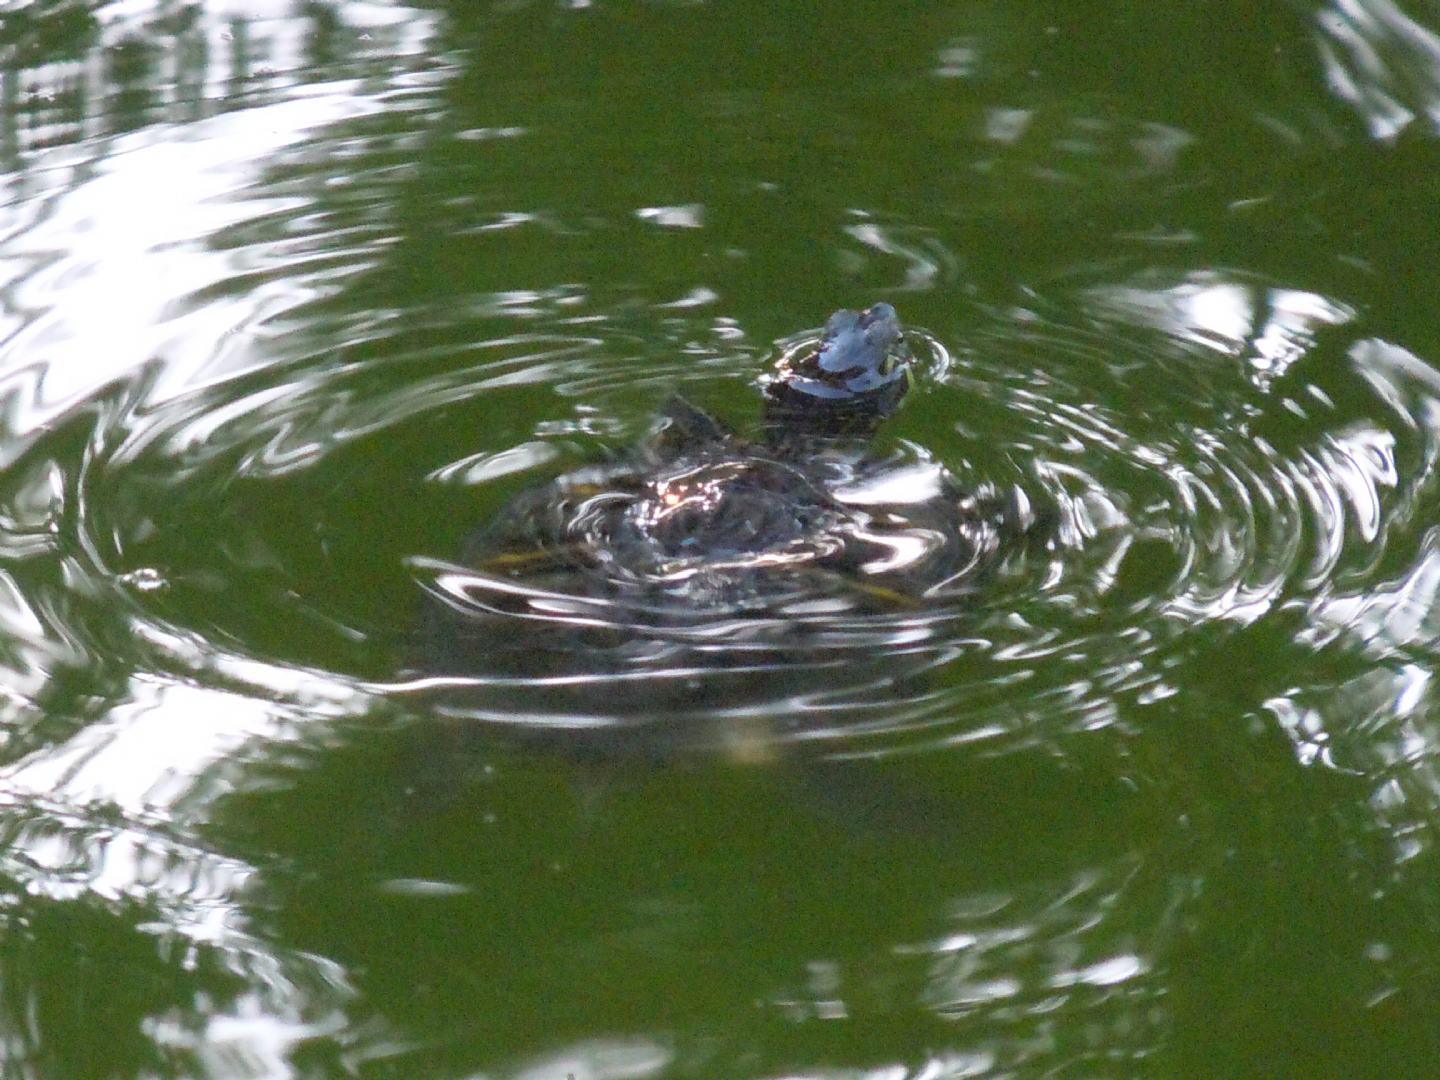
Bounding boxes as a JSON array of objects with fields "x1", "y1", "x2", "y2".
[{"x1": 413, "y1": 303, "x2": 1047, "y2": 739}]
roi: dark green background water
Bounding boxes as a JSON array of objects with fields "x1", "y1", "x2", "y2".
[{"x1": 4, "y1": 0, "x2": 1440, "y2": 1076}]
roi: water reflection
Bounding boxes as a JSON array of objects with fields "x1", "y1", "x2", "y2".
[
  {"x1": 1317, "y1": 0, "x2": 1440, "y2": 139},
  {"x1": 0, "y1": 0, "x2": 443, "y2": 1075},
  {"x1": 1, "y1": 1, "x2": 425, "y2": 163}
]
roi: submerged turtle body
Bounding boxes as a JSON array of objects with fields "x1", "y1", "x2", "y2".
[
  {"x1": 449, "y1": 304, "x2": 996, "y2": 613},
  {"x1": 472, "y1": 403, "x2": 976, "y2": 612}
]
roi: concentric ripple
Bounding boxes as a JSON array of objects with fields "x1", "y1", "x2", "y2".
[
  {"x1": 257, "y1": 272, "x2": 1424, "y2": 762},
  {"x1": 39, "y1": 265, "x2": 1435, "y2": 770}
]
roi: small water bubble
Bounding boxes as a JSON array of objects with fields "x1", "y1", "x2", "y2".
[
  {"x1": 455, "y1": 126, "x2": 527, "y2": 141},
  {"x1": 377, "y1": 878, "x2": 471, "y2": 897},
  {"x1": 118, "y1": 567, "x2": 168, "y2": 593},
  {"x1": 635, "y1": 204, "x2": 703, "y2": 229},
  {"x1": 935, "y1": 41, "x2": 981, "y2": 79}
]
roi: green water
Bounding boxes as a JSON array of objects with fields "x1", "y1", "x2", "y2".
[{"x1": 3, "y1": 0, "x2": 1440, "y2": 1076}]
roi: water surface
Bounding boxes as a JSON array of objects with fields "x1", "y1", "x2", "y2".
[{"x1": 4, "y1": 0, "x2": 1440, "y2": 1076}]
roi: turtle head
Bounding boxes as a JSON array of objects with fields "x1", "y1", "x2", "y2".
[{"x1": 762, "y1": 303, "x2": 912, "y2": 433}]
